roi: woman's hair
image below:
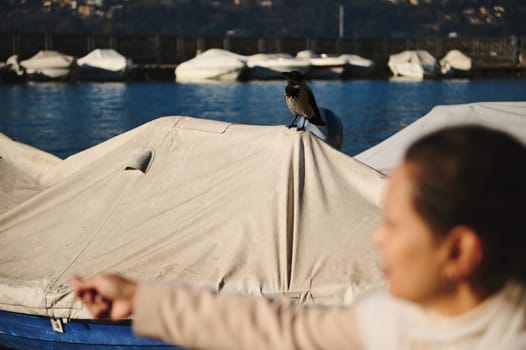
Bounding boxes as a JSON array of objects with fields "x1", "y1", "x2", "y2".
[{"x1": 404, "y1": 125, "x2": 526, "y2": 289}]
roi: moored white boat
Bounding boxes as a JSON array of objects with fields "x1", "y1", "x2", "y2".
[
  {"x1": 388, "y1": 50, "x2": 438, "y2": 80},
  {"x1": 296, "y1": 50, "x2": 347, "y2": 80},
  {"x1": 247, "y1": 53, "x2": 310, "y2": 80},
  {"x1": 0, "y1": 115, "x2": 385, "y2": 349},
  {"x1": 340, "y1": 54, "x2": 376, "y2": 79},
  {"x1": 20, "y1": 50, "x2": 75, "y2": 81},
  {"x1": 175, "y1": 48, "x2": 248, "y2": 82},
  {"x1": 355, "y1": 102, "x2": 526, "y2": 174},
  {"x1": 76, "y1": 49, "x2": 132, "y2": 81},
  {"x1": 440, "y1": 49, "x2": 472, "y2": 77}
]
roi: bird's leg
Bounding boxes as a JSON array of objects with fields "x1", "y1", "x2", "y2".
[
  {"x1": 287, "y1": 115, "x2": 299, "y2": 128},
  {"x1": 296, "y1": 117, "x2": 306, "y2": 131}
]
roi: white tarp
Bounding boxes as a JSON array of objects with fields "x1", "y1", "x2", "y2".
[
  {"x1": 0, "y1": 116, "x2": 385, "y2": 319},
  {"x1": 355, "y1": 102, "x2": 526, "y2": 174},
  {"x1": 388, "y1": 50, "x2": 438, "y2": 79},
  {"x1": 77, "y1": 49, "x2": 130, "y2": 72},
  {"x1": 440, "y1": 49, "x2": 472, "y2": 75},
  {"x1": 20, "y1": 50, "x2": 74, "y2": 79},
  {"x1": 0, "y1": 133, "x2": 62, "y2": 213},
  {"x1": 175, "y1": 49, "x2": 248, "y2": 82}
]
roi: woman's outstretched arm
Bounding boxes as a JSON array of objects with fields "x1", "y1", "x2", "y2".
[{"x1": 72, "y1": 274, "x2": 364, "y2": 350}]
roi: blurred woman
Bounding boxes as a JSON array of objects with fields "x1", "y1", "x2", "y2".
[{"x1": 73, "y1": 124, "x2": 526, "y2": 350}]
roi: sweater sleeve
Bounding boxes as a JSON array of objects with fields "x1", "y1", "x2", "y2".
[{"x1": 132, "y1": 283, "x2": 364, "y2": 350}]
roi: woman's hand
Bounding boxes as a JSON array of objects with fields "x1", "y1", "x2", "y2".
[{"x1": 71, "y1": 274, "x2": 137, "y2": 319}]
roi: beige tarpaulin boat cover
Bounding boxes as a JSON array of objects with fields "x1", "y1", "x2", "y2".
[
  {"x1": 356, "y1": 102, "x2": 526, "y2": 174},
  {"x1": 0, "y1": 116, "x2": 385, "y2": 319}
]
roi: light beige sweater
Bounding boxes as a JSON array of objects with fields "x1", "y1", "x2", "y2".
[
  {"x1": 133, "y1": 283, "x2": 526, "y2": 350},
  {"x1": 133, "y1": 284, "x2": 363, "y2": 350}
]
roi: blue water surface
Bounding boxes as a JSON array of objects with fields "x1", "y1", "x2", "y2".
[{"x1": 0, "y1": 79, "x2": 525, "y2": 159}]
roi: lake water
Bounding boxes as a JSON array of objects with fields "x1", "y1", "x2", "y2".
[{"x1": 0, "y1": 79, "x2": 525, "y2": 159}]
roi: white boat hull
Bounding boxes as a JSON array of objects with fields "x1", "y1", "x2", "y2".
[
  {"x1": 306, "y1": 66, "x2": 344, "y2": 79},
  {"x1": 304, "y1": 55, "x2": 347, "y2": 79},
  {"x1": 248, "y1": 65, "x2": 310, "y2": 79},
  {"x1": 77, "y1": 66, "x2": 129, "y2": 81},
  {"x1": 247, "y1": 54, "x2": 310, "y2": 80},
  {"x1": 340, "y1": 55, "x2": 376, "y2": 79},
  {"x1": 25, "y1": 67, "x2": 71, "y2": 81}
]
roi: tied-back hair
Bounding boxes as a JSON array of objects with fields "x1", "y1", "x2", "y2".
[{"x1": 404, "y1": 125, "x2": 526, "y2": 289}]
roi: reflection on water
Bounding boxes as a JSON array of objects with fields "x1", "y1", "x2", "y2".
[{"x1": 0, "y1": 79, "x2": 524, "y2": 158}]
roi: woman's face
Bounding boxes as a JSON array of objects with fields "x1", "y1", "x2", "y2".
[{"x1": 373, "y1": 162, "x2": 451, "y2": 305}]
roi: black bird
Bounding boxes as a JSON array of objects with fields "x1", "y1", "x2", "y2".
[{"x1": 282, "y1": 71, "x2": 325, "y2": 130}]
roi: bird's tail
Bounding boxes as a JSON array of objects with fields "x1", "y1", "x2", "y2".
[{"x1": 309, "y1": 113, "x2": 326, "y2": 126}]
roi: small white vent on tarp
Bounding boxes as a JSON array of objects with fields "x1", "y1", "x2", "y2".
[{"x1": 124, "y1": 148, "x2": 154, "y2": 174}]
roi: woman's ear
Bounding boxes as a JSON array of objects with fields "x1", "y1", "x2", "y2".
[{"x1": 442, "y1": 226, "x2": 483, "y2": 281}]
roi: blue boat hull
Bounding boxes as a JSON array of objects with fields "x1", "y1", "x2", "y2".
[{"x1": 0, "y1": 310, "x2": 184, "y2": 350}]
